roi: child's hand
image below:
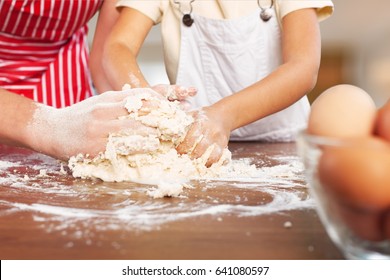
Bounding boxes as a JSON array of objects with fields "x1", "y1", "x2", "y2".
[
  {"x1": 176, "y1": 107, "x2": 230, "y2": 167},
  {"x1": 152, "y1": 84, "x2": 197, "y2": 101}
]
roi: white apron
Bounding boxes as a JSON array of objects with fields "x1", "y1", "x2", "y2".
[{"x1": 175, "y1": 7, "x2": 310, "y2": 142}]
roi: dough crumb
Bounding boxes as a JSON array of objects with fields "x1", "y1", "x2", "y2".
[
  {"x1": 38, "y1": 169, "x2": 48, "y2": 177},
  {"x1": 283, "y1": 221, "x2": 293, "y2": 228},
  {"x1": 59, "y1": 163, "x2": 67, "y2": 175},
  {"x1": 147, "y1": 182, "x2": 189, "y2": 198}
]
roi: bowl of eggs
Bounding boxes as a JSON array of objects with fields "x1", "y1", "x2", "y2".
[{"x1": 297, "y1": 84, "x2": 390, "y2": 259}]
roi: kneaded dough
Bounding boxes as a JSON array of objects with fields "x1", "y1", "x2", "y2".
[{"x1": 68, "y1": 87, "x2": 238, "y2": 187}]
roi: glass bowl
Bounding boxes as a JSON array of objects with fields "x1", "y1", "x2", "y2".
[{"x1": 297, "y1": 130, "x2": 390, "y2": 260}]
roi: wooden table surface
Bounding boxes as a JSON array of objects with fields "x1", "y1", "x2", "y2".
[{"x1": 0, "y1": 142, "x2": 343, "y2": 260}]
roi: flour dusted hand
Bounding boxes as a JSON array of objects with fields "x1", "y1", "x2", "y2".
[
  {"x1": 29, "y1": 88, "x2": 161, "y2": 160},
  {"x1": 176, "y1": 107, "x2": 230, "y2": 167}
]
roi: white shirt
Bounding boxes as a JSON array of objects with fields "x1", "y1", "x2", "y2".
[{"x1": 116, "y1": 0, "x2": 334, "y2": 83}]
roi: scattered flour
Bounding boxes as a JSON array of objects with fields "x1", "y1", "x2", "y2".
[
  {"x1": 0, "y1": 160, "x2": 15, "y2": 169},
  {"x1": 68, "y1": 88, "x2": 258, "y2": 197},
  {"x1": 0, "y1": 148, "x2": 313, "y2": 234}
]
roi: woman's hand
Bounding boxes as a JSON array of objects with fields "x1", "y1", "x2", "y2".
[
  {"x1": 176, "y1": 106, "x2": 231, "y2": 167},
  {"x1": 29, "y1": 89, "x2": 161, "y2": 160}
]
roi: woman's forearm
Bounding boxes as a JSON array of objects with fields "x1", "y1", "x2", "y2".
[
  {"x1": 0, "y1": 88, "x2": 39, "y2": 148},
  {"x1": 0, "y1": 87, "x2": 164, "y2": 160}
]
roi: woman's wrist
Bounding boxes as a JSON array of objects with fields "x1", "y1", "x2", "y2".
[{"x1": 25, "y1": 104, "x2": 61, "y2": 159}]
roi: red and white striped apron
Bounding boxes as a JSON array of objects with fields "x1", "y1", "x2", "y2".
[{"x1": 0, "y1": 0, "x2": 102, "y2": 108}]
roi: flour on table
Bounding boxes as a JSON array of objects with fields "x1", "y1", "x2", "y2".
[
  {"x1": 147, "y1": 182, "x2": 190, "y2": 199},
  {"x1": 0, "y1": 143, "x2": 311, "y2": 233},
  {"x1": 68, "y1": 87, "x2": 255, "y2": 197}
]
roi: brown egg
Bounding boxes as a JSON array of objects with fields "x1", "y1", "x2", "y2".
[
  {"x1": 318, "y1": 137, "x2": 390, "y2": 241},
  {"x1": 308, "y1": 84, "x2": 376, "y2": 137},
  {"x1": 318, "y1": 137, "x2": 390, "y2": 210},
  {"x1": 327, "y1": 199, "x2": 385, "y2": 242},
  {"x1": 375, "y1": 100, "x2": 390, "y2": 141},
  {"x1": 384, "y1": 212, "x2": 390, "y2": 239},
  {"x1": 308, "y1": 85, "x2": 390, "y2": 242}
]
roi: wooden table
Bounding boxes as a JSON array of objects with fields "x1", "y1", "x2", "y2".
[{"x1": 0, "y1": 142, "x2": 343, "y2": 260}]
